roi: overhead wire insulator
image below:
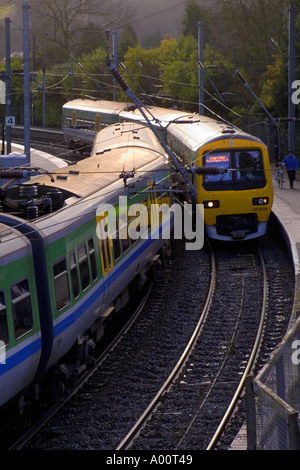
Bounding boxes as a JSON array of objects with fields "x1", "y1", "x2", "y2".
[{"x1": 0, "y1": 169, "x2": 29, "y2": 179}]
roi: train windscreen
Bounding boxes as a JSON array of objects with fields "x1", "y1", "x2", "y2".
[{"x1": 203, "y1": 149, "x2": 266, "y2": 190}]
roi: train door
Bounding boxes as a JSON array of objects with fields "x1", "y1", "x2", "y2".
[
  {"x1": 95, "y1": 113, "x2": 101, "y2": 132},
  {"x1": 96, "y1": 211, "x2": 114, "y2": 277},
  {"x1": 72, "y1": 110, "x2": 77, "y2": 127},
  {"x1": 147, "y1": 180, "x2": 158, "y2": 230},
  {"x1": 96, "y1": 210, "x2": 114, "y2": 311}
]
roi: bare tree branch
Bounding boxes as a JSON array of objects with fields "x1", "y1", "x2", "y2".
[{"x1": 29, "y1": 0, "x2": 134, "y2": 60}]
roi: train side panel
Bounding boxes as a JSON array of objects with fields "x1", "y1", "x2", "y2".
[
  {"x1": 62, "y1": 100, "x2": 130, "y2": 151},
  {"x1": 42, "y1": 181, "x2": 172, "y2": 369},
  {"x1": 0, "y1": 227, "x2": 41, "y2": 408}
]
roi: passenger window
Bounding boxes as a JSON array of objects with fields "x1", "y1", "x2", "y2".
[
  {"x1": 11, "y1": 280, "x2": 33, "y2": 339},
  {"x1": 88, "y1": 238, "x2": 98, "y2": 281},
  {"x1": 106, "y1": 238, "x2": 112, "y2": 267},
  {"x1": 78, "y1": 244, "x2": 90, "y2": 291},
  {"x1": 53, "y1": 259, "x2": 70, "y2": 311},
  {"x1": 69, "y1": 251, "x2": 79, "y2": 299},
  {"x1": 119, "y1": 215, "x2": 130, "y2": 253},
  {"x1": 112, "y1": 221, "x2": 121, "y2": 261},
  {"x1": 0, "y1": 291, "x2": 8, "y2": 345}
]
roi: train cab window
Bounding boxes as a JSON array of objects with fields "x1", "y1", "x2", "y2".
[
  {"x1": 235, "y1": 150, "x2": 265, "y2": 184},
  {"x1": 11, "y1": 280, "x2": 33, "y2": 339},
  {"x1": 0, "y1": 292, "x2": 8, "y2": 345},
  {"x1": 203, "y1": 152, "x2": 232, "y2": 184},
  {"x1": 53, "y1": 259, "x2": 70, "y2": 311},
  {"x1": 203, "y1": 149, "x2": 265, "y2": 190},
  {"x1": 88, "y1": 238, "x2": 98, "y2": 281},
  {"x1": 78, "y1": 244, "x2": 90, "y2": 291},
  {"x1": 69, "y1": 251, "x2": 79, "y2": 299}
]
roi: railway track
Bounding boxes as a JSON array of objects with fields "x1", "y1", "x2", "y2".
[
  {"x1": 123, "y1": 242, "x2": 267, "y2": 450},
  {"x1": 11, "y1": 127, "x2": 90, "y2": 161},
  {"x1": 16, "y1": 227, "x2": 293, "y2": 451},
  {"x1": 131, "y1": 235, "x2": 293, "y2": 451}
]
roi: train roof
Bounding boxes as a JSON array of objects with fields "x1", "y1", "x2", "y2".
[
  {"x1": 63, "y1": 99, "x2": 200, "y2": 129},
  {"x1": 62, "y1": 99, "x2": 264, "y2": 151},
  {"x1": 24, "y1": 122, "x2": 169, "y2": 200},
  {"x1": 167, "y1": 115, "x2": 264, "y2": 151},
  {"x1": 120, "y1": 105, "x2": 197, "y2": 129},
  {"x1": 120, "y1": 105, "x2": 260, "y2": 147},
  {"x1": 0, "y1": 223, "x2": 30, "y2": 260},
  {"x1": 62, "y1": 99, "x2": 134, "y2": 115}
]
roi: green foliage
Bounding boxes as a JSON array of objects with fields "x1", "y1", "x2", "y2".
[
  {"x1": 159, "y1": 35, "x2": 199, "y2": 110},
  {"x1": 260, "y1": 54, "x2": 287, "y2": 117},
  {"x1": 5, "y1": 0, "x2": 300, "y2": 131},
  {"x1": 118, "y1": 26, "x2": 138, "y2": 61},
  {"x1": 182, "y1": 0, "x2": 212, "y2": 41},
  {"x1": 122, "y1": 41, "x2": 175, "y2": 101},
  {"x1": 123, "y1": 35, "x2": 237, "y2": 115},
  {"x1": 75, "y1": 47, "x2": 110, "y2": 99}
]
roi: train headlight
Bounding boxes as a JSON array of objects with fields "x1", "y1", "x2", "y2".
[
  {"x1": 252, "y1": 197, "x2": 269, "y2": 205},
  {"x1": 203, "y1": 200, "x2": 220, "y2": 209}
]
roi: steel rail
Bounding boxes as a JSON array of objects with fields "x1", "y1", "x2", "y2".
[
  {"x1": 206, "y1": 247, "x2": 268, "y2": 450},
  {"x1": 116, "y1": 247, "x2": 216, "y2": 450}
]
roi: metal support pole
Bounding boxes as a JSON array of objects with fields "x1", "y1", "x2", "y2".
[
  {"x1": 198, "y1": 22, "x2": 204, "y2": 115},
  {"x1": 42, "y1": 60, "x2": 46, "y2": 128},
  {"x1": 245, "y1": 375, "x2": 257, "y2": 450},
  {"x1": 1, "y1": 123, "x2": 5, "y2": 154},
  {"x1": 112, "y1": 30, "x2": 118, "y2": 102},
  {"x1": 70, "y1": 60, "x2": 74, "y2": 100},
  {"x1": 5, "y1": 17, "x2": 11, "y2": 154},
  {"x1": 23, "y1": 2, "x2": 30, "y2": 163},
  {"x1": 288, "y1": 4, "x2": 296, "y2": 152}
]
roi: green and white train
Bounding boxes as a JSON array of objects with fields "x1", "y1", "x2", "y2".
[{"x1": 0, "y1": 122, "x2": 173, "y2": 431}]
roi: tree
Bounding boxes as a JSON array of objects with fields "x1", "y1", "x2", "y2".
[
  {"x1": 182, "y1": 0, "x2": 212, "y2": 42},
  {"x1": 122, "y1": 36, "x2": 178, "y2": 103},
  {"x1": 159, "y1": 35, "x2": 199, "y2": 109},
  {"x1": 212, "y1": 0, "x2": 290, "y2": 76},
  {"x1": 122, "y1": 35, "x2": 237, "y2": 116},
  {"x1": 141, "y1": 32, "x2": 162, "y2": 50},
  {"x1": 118, "y1": 25, "x2": 138, "y2": 61},
  {"x1": 29, "y1": 0, "x2": 135, "y2": 61}
]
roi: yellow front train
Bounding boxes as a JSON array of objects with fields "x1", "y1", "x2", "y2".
[
  {"x1": 61, "y1": 100, "x2": 273, "y2": 241},
  {"x1": 166, "y1": 115, "x2": 273, "y2": 241}
]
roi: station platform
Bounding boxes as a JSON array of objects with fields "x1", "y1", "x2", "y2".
[
  {"x1": 229, "y1": 164, "x2": 300, "y2": 450},
  {"x1": 269, "y1": 164, "x2": 300, "y2": 326}
]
